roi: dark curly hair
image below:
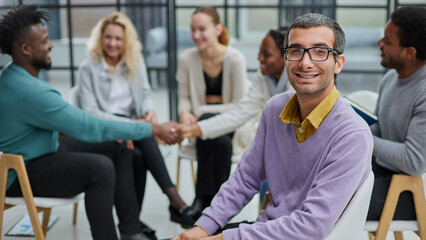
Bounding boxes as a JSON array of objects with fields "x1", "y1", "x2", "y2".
[
  {"x1": 0, "y1": 4, "x2": 50, "y2": 55},
  {"x1": 390, "y1": 6, "x2": 426, "y2": 61},
  {"x1": 268, "y1": 26, "x2": 289, "y2": 56}
]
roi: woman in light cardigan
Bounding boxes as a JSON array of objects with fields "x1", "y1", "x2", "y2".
[
  {"x1": 177, "y1": 6, "x2": 247, "y2": 221},
  {"x1": 77, "y1": 12, "x2": 195, "y2": 236}
]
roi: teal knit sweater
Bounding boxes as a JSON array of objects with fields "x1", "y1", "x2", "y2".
[{"x1": 0, "y1": 62, "x2": 152, "y2": 189}]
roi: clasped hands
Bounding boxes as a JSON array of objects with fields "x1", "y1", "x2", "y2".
[{"x1": 150, "y1": 121, "x2": 202, "y2": 144}]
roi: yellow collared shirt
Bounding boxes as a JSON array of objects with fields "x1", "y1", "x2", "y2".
[{"x1": 279, "y1": 86, "x2": 339, "y2": 143}]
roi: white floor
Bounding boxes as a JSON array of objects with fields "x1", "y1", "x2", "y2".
[{"x1": 1, "y1": 80, "x2": 421, "y2": 240}]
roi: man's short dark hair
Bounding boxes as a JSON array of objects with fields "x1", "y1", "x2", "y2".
[
  {"x1": 284, "y1": 13, "x2": 345, "y2": 55},
  {"x1": 390, "y1": 6, "x2": 426, "y2": 61},
  {"x1": 0, "y1": 4, "x2": 50, "y2": 55}
]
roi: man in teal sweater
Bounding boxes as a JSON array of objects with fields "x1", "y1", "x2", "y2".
[{"x1": 0, "y1": 5, "x2": 180, "y2": 240}]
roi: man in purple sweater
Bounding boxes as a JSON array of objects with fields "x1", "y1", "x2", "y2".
[{"x1": 173, "y1": 13, "x2": 373, "y2": 240}]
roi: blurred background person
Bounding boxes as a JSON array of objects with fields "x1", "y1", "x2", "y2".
[
  {"x1": 77, "y1": 12, "x2": 193, "y2": 236},
  {"x1": 176, "y1": 6, "x2": 247, "y2": 224},
  {"x1": 179, "y1": 27, "x2": 292, "y2": 149}
]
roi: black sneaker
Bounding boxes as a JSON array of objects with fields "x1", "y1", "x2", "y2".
[
  {"x1": 120, "y1": 231, "x2": 151, "y2": 240},
  {"x1": 140, "y1": 221, "x2": 157, "y2": 240},
  {"x1": 169, "y1": 206, "x2": 198, "y2": 228}
]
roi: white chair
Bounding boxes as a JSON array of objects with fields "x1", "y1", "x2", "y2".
[
  {"x1": 175, "y1": 141, "x2": 242, "y2": 191},
  {"x1": 323, "y1": 171, "x2": 375, "y2": 240},
  {"x1": 346, "y1": 90, "x2": 379, "y2": 113},
  {"x1": 364, "y1": 173, "x2": 426, "y2": 240},
  {"x1": 0, "y1": 153, "x2": 84, "y2": 239}
]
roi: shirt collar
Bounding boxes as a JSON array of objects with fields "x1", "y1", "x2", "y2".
[
  {"x1": 101, "y1": 57, "x2": 125, "y2": 72},
  {"x1": 280, "y1": 86, "x2": 339, "y2": 129}
]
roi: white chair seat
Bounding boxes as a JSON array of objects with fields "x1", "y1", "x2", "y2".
[
  {"x1": 346, "y1": 90, "x2": 378, "y2": 113},
  {"x1": 365, "y1": 220, "x2": 419, "y2": 232},
  {"x1": 6, "y1": 193, "x2": 84, "y2": 208}
]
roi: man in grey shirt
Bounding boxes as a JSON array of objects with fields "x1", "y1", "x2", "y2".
[{"x1": 367, "y1": 6, "x2": 426, "y2": 220}]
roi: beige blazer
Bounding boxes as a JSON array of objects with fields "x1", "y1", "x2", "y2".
[{"x1": 176, "y1": 46, "x2": 247, "y2": 116}]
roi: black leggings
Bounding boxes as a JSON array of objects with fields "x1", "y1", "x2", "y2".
[
  {"x1": 132, "y1": 135, "x2": 174, "y2": 213},
  {"x1": 6, "y1": 136, "x2": 142, "y2": 240},
  {"x1": 196, "y1": 113, "x2": 233, "y2": 200},
  {"x1": 367, "y1": 157, "x2": 416, "y2": 220}
]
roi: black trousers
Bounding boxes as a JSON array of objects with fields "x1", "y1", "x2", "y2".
[
  {"x1": 195, "y1": 113, "x2": 233, "y2": 200},
  {"x1": 6, "y1": 136, "x2": 142, "y2": 240},
  {"x1": 367, "y1": 157, "x2": 416, "y2": 220},
  {"x1": 132, "y1": 135, "x2": 174, "y2": 213}
]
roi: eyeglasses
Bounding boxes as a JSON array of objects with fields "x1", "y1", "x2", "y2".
[{"x1": 284, "y1": 47, "x2": 338, "y2": 62}]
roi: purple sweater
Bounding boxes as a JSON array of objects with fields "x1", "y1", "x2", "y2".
[{"x1": 196, "y1": 92, "x2": 373, "y2": 240}]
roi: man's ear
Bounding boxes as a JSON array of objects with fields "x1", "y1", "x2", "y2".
[
  {"x1": 20, "y1": 42, "x2": 32, "y2": 57},
  {"x1": 334, "y1": 54, "x2": 346, "y2": 74},
  {"x1": 404, "y1": 46, "x2": 417, "y2": 61}
]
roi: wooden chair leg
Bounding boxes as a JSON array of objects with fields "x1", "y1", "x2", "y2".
[
  {"x1": 411, "y1": 177, "x2": 426, "y2": 239},
  {"x1": 394, "y1": 231, "x2": 404, "y2": 240},
  {"x1": 0, "y1": 155, "x2": 8, "y2": 238},
  {"x1": 73, "y1": 202, "x2": 78, "y2": 225},
  {"x1": 39, "y1": 207, "x2": 52, "y2": 236},
  {"x1": 176, "y1": 157, "x2": 181, "y2": 191},
  {"x1": 368, "y1": 232, "x2": 375, "y2": 240},
  {"x1": 6, "y1": 154, "x2": 45, "y2": 240},
  {"x1": 375, "y1": 175, "x2": 409, "y2": 240},
  {"x1": 190, "y1": 161, "x2": 197, "y2": 189}
]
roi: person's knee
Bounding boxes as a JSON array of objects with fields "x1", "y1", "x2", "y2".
[
  {"x1": 89, "y1": 155, "x2": 116, "y2": 186},
  {"x1": 215, "y1": 136, "x2": 232, "y2": 151}
]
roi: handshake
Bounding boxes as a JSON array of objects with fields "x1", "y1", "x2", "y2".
[{"x1": 151, "y1": 121, "x2": 201, "y2": 145}]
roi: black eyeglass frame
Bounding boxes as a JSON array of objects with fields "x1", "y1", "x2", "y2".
[{"x1": 283, "y1": 47, "x2": 339, "y2": 62}]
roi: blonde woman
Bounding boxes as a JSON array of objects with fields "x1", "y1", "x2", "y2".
[
  {"x1": 177, "y1": 6, "x2": 247, "y2": 222},
  {"x1": 78, "y1": 12, "x2": 194, "y2": 237}
]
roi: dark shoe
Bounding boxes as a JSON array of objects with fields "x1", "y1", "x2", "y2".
[
  {"x1": 191, "y1": 197, "x2": 209, "y2": 215},
  {"x1": 169, "y1": 206, "x2": 198, "y2": 229},
  {"x1": 120, "y1": 231, "x2": 151, "y2": 240},
  {"x1": 140, "y1": 221, "x2": 157, "y2": 240}
]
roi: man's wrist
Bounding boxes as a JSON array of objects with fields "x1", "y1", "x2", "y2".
[
  {"x1": 151, "y1": 123, "x2": 158, "y2": 136},
  {"x1": 192, "y1": 124, "x2": 202, "y2": 137}
]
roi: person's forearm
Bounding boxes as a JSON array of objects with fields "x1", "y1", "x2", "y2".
[{"x1": 190, "y1": 124, "x2": 202, "y2": 137}]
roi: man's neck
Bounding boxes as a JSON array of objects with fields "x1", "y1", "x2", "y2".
[
  {"x1": 396, "y1": 61, "x2": 425, "y2": 79},
  {"x1": 297, "y1": 85, "x2": 334, "y2": 121},
  {"x1": 12, "y1": 59, "x2": 40, "y2": 78}
]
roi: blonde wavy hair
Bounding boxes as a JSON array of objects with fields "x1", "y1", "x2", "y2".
[{"x1": 87, "y1": 12, "x2": 142, "y2": 77}]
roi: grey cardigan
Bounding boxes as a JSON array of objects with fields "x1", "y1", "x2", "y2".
[{"x1": 77, "y1": 57, "x2": 154, "y2": 122}]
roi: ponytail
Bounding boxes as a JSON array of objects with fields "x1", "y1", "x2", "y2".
[{"x1": 218, "y1": 24, "x2": 229, "y2": 46}]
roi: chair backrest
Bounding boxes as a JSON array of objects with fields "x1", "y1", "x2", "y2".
[
  {"x1": 68, "y1": 85, "x2": 80, "y2": 108},
  {"x1": 347, "y1": 90, "x2": 378, "y2": 113},
  {"x1": 324, "y1": 171, "x2": 374, "y2": 240}
]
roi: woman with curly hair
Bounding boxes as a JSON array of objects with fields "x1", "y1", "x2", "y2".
[{"x1": 77, "y1": 12, "x2": 194, "y2": 237}]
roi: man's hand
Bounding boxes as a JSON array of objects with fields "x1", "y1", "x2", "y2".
[
  {"x1": 124, "y1": 140, "x2": 134, "y2": 150},
  {"x1": 144, "y1": 110, "x2": 157, "y2": 124},
  {"x1": 200, "y1": 234, "x2": 223, "y2": 240},
  {"x1": 151, "y1": 121, "x2": 183, "y2": 144},
  {"x1": 179, "y1": 111, "x2": 199, "y2": 125},
  {"x1": 177, "y1": 124, "x2": 202, "y2": 138},
  {"x1": 171, "y1": 226, "x2": 210, "y2": 240}
]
